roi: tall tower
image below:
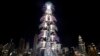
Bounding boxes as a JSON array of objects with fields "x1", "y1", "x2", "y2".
[
  {"x1": 33, "y1": 34, "x2": 38, "y2": 56},
  {"x1": 78, "y1": 35, "x2": 86, "y2": 56},
  {"x1": 37, "y1": 2, "x2": 60, "y2": 56},
  {"x1": 18, "y1": 38, "x2": 25, "y2": 56}
]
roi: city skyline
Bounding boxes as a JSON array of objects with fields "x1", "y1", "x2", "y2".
[
  {"x1": 0, "y1": 0, "x2": 100, "y2": 47},
  {"x1": 0, "y1": 1, "x2": 100, "y2": 56}
]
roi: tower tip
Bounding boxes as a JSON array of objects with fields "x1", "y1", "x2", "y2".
[
  {"x1": 44, "y1": 2, "x2": 54, "y2": 14},
  {"x1": 78, "y1": 35, "x2": 82, "y2": 39},
  {"x1": 45, "y1": 2, "x2": 53, "y2": 10}
]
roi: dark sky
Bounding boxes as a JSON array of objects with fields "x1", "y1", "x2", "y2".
[{"x1": 0, "y1": 0, "x2": 100, "y2": 47}]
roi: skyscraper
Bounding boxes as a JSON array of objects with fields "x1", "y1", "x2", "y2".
[
  {"x1": 87, "y1": 43, "x2": 97, "y2": 56},
  {"x1": 78, "y1": 35, "x2": 86, "y2": 56},
  {"x1": 33, "y1": 34, "x2": 38, "y2": 56},
  {"x1": 18, "y1": 38, "x2": 25, "y2": 56},
  {"x1": 37, "y1": 2, "x2": 60, "y2": 56}
]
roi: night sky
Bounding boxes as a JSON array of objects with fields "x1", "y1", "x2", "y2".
[{"x1": 0, "y1": 0, "x2": 100, "y2": 47}]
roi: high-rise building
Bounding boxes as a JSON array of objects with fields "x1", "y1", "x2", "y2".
[
  {"x1": 0, "y1": 44, "x2": 3, "y2": 56},
  {"x1": 33, "y1": 34, "x2": 38, "y2": 56},
  {"x1": 24, "y1": 41, "x2": 30, "y2": 54},
  {"x1": 18, "y1": 38, "x2": 25, "y2": 56},
  {"x1": 37, "y1": 2, "x2": 61, "y2": 56},
  {"x1": 7, "y1": 39, "x2": 15, "y2": 56},
  {"x1": 87, "y1": 43, "x2": 97, "y2": 56},
  {"x1": 61, "y1": 47, "x2": 69, "y2": 56},
  {"x1": 78, "y1": 35, "x2": 86, "y2": 56}
]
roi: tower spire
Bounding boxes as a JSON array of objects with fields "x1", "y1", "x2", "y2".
[{"x1": 45, "y1": 2, "x2": 53, "y2": 14}]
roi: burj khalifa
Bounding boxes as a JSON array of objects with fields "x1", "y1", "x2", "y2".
[{"x1": 37, "y1": 2, "x2": 61, "y2": 56}]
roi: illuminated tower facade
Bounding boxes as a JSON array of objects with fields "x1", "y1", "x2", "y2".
[
  {"x1": 78, "y1": 35, "x2": 86, "y2": 56},
  {"x1": 38, "y1": 2, "x2": 60, "y2": 56}
]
